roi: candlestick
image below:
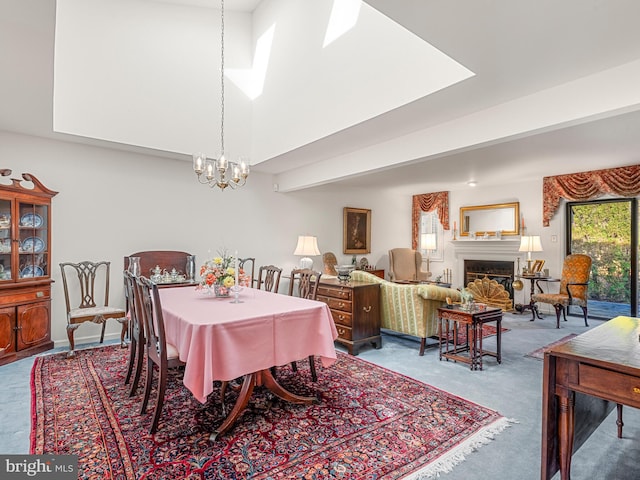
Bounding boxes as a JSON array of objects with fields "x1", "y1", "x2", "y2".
[
  {"x1": 231, "y1": 250, "x2": 243, "y2": 303},
  {"x1": 234, "y1": 250, "x2": 239, "y2": 286}
]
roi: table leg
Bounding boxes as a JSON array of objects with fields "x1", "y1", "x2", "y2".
[
  {"x1": 557, "y1": 391, "x2": 575, "y2": 480},
  {"x1": 496, "y1": 316, "x2": 502, "y2": 364},
  {"x1": 477, "y1": 322, "x2": 483, "y2": 371},
  {"x1": 438, "y1": 317, "x2": 443, "y2": 360},
  {"x1": 210, "y1": 368, "x2": 318, "y2": 441},
  {"x1": 469, "y1": 323, "x2": 477, "y2": 370}
]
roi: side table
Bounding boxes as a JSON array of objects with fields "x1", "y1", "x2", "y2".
[
  {"x1": 515, "y1": 274, "x2": 553, "y2": 320},
  {"x1": 437, "y1": 305, "x2": 503, "y2": 370}
]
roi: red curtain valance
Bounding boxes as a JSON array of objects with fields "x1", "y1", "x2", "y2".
[
  {"x1": 543, "y1": 164, "x2": 640, "y2": 226},
  {"x1": 411, "y1": 191, "x2": 449, "y2": 249}
]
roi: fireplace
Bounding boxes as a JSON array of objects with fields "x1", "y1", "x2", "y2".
[{"x1": 464, "y1": 260, "x2": 515, "y2": 299}]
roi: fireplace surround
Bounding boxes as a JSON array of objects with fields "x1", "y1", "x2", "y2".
[{"x1": 464, "y1": 259, "x2": 515, "y2": 299}]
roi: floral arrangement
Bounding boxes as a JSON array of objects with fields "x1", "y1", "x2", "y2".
[{"x1": 197, "y1": 251, "x2": 250, "y2": 296}]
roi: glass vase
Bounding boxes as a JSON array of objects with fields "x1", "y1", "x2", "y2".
[
  {"x1": 186, "y1": 255, "x2": 196, "y2": 281},
  {"x1": 214, "y1": 284, "x2": 230, "y2": 297}
]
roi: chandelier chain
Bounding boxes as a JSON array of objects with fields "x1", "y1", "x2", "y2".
[
  {"x1": 191, "y1": 0, "x2": 249, "y2": 191},
  {"x1": 220, "y1": 0, "x2": 225, "y2": 156}
]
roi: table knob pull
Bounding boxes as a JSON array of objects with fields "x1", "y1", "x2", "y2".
[
  {"x1": 633, "y1": 387, "x2": 640, "y2": 394},
  {"x1": 338, "y1": 314, "x2": 346, "y2": 321},
  {"x1": 362, "y1": 306, "x2": 372, "y2": 313},
  {"x1": 338, "y1": 302, "x2": 345, "y2": 308}
]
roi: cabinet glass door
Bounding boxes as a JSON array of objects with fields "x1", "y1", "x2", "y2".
[
  {"x1": 18, "y1": 202, "x2": 49, "y2": 279},
  {"x1": 0, "y1": 199, "x2": 11, "y2": 280}
]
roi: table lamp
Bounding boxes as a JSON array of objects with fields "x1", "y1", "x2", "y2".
[
  {"x1": 421, "y1": 233, "x2": 437, "y2": 273},
  {"x1": 519, "y1": 235, "x2": 543, "y2": 272},
  {"x1": 294, "y1": 235, "x2": 321, "y2": 269}
]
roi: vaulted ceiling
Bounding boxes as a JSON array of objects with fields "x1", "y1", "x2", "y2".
[{"x1": 2, "y1": 0, "x2": 640, "y2": 193}]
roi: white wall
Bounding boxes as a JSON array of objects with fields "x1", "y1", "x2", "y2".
[
  {"x1": 1, "y1": 131, "x2": 408, "y2": 346},
  {"x1": 442, "y1": 181, "x2": 567, "y2": 312},
  {"x1": 1, "y1": 131, "x2": 568, "y2": 346}
]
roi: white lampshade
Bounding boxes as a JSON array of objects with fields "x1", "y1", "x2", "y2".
[
  {"x1": 519, "y1": 235, "x2": 543, "y2": 254},
  {"x1": 294, "y1": 235, "x2": 321, "y2": 269},
  {"x1": 519, "y1": 235, "x2": 543, "y2": 269},
  {"x1": 421, "y1": 233, "x2": 437, "y2": 251}
]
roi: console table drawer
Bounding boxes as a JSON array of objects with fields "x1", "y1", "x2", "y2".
[
  {"x1": 330, "y1": 309, "x2": 352, "y2": 327},
  {"x1": 579, "y1": 363, "x2": 640, "y2": 408},
  {"x1": 318, "y1": 285, "x2": 352, "y2": 300},
  {"x1": 335, "y1": 324, "x2": 352, "y2": 341},
  {"x1": 323, "y1": 297, "x2": 352, "y2": 312}
]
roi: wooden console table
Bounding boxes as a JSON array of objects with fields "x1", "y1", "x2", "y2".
[
  {"x1": 541, "y1": 316, "x2": 640, "y2": 480},
  {"x1": 437, "y1": 305, "x2": 503, "y2": 370},
  {"x1": 317, "y1": 278, "x2": 381, "y2": 355}
]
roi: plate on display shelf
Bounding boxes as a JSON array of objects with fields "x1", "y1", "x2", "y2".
[
  {"x1": 20, "y1": 265, "x2": 45, "y2": 278},
  {"x1": 20, "y1": 236, "x2": 45, "y2": 253},
  {"x1": 20, "y1": 213, "x2": 43, "y2": 228}
]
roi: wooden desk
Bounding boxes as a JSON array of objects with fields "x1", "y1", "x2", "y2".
[
  {"x1": 541, "y1": 316, "x2": 640, "y2": 480},
  {"x1": 159, "y1": 287, "x2": 338, "y2": 439},
  {"x1": 437, "y1": 305, "x2": 502, "y2": 370}
]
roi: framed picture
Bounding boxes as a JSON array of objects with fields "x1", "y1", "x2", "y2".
[
  {"x1": 343, "y1": 207, "x2": 371, "y2": 254},
  {"x1": 532, "y1": 259, "x2": 545, "y2": 273}
]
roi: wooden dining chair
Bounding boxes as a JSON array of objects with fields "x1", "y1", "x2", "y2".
[
  {"x1": 287, "y1": 268, "x2": 322, "y2": 381},
  {"x1": 256, "y1": 265, "x2": 283, "y2": 293},
  {"x1": 123, "y1": 270, "x2": 144, "y2": 397},
  {"x1": 135, "y1": 275, "x2": 185, "y2": 434},
  {"x1": 239, "y1": 257, "x2": 255, "y2": 287},
  {"x1": 59, "y1": 260, "x2": 128, "y2": 357}
]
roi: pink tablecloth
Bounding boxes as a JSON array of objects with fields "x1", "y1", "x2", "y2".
[{"x1": 159, "y1": 287, "x2": 338, "y2": 403}]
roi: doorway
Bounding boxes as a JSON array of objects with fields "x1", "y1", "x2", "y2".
[{"x1": 566, "y1": 198, "x2": 638, "y2": 319}]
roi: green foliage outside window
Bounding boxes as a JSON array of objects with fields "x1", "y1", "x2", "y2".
[{"x1": 570, "y1": 202, "x2": 632, "y2": 303}]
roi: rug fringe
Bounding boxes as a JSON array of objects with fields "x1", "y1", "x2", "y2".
[{"x1": 402, "y1": 417, "x2": 517, "y2": 479}]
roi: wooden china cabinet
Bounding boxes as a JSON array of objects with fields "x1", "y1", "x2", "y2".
[{"x1": 0, "y1": 170, "x2": 57, "y2": 365}]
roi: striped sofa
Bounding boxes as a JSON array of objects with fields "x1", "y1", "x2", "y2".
[{"x1": 351, "y1": 270, "x2": 461, "y2": 355}]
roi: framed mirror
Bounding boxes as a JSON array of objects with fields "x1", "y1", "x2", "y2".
[{"x1": 460, "y1": 202, "x2": 520, "y2": 237}]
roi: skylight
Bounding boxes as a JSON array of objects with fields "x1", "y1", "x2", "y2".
[
  {"x1": 323, "y1": 0, "x2": 362, "y2": 48},
  {"x1": 226, "y1": 23, "x2": 276, "y2": 100}
]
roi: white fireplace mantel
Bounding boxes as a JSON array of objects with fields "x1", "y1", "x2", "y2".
[
  {"x1": 450, "y1": 239, "x2": 524, "y2": 287},
  {"x1": 450, "y1": 239, "x2": 522, "y2": 259}
]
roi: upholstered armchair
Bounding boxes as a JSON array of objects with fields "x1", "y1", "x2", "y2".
[
  {"x1": 531, "y1": 254, "x2": 592, "y2": 328},
  {"x1": 388, "y1": 248, "x2": 431, "y2": 282},
  {"x1": 351, "y1": 270, "x2": 461, "y2": 355}
]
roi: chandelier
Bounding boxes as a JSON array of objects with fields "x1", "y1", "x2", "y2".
[{"x1": 193, "y1": 0, "x2": 249, "y2": 191}]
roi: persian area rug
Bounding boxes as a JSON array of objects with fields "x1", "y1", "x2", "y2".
[
  {"x1": 31, "y1": 345, "x2": 512, "y2": 479},
  {"x1": 443, "y1": 324, "x2": 509, "y2": 345},
  {"x1": 525, "y1": 334, "x2": 578, "y2": 360}
]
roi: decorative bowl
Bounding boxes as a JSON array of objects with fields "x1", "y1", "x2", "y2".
[{"x1": 335, "y1": 264, "x2": 355, "y2": 282}]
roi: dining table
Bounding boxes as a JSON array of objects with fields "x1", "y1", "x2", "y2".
[{"x1": 159, "y1": 285, "x2": 339, "y2": 440}]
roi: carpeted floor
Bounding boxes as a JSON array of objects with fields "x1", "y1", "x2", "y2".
[{"x1": 31, "y1": 345, "x2": 512, "y2": 479}]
